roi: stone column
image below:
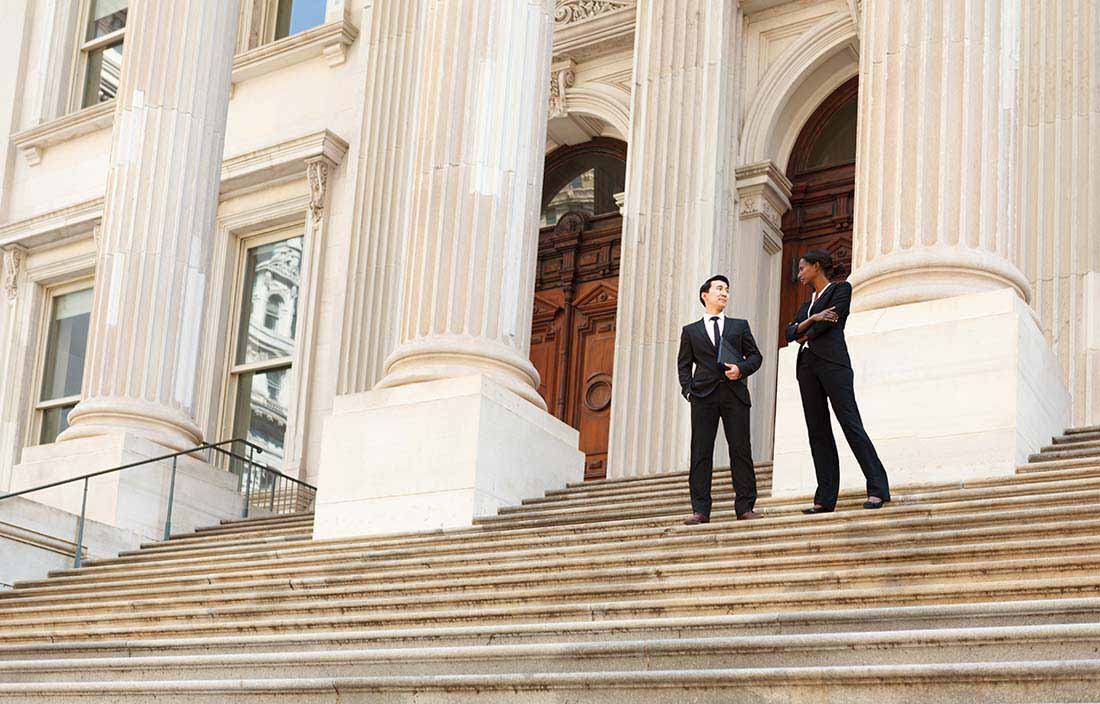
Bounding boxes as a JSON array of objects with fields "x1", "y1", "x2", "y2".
[
  {"x1": 59, "y1": 1, "x2": 239, "y2": 451},
  {"x1": 371, "y1": 0, "x2": 553, "y2": 409},
  {"x1": 313, "y1": 0, "x2": 583, "y2": 539},
  {"x1": 847, "y1": 0, "x2": 1031, "y2": 311},
  {"x1": 606, "y1": 0, "x2": 743, "y2": 478}
]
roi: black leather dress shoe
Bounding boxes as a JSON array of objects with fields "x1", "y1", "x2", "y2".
[
  {"x1": 683, "y1": 513, "x2": 710, "y2": 525},
  {"x1": 801, "y1": 506, "x2": 834, "y2": 515},
  {"x1": 863, "y1": 498, "x2": 887, "y2": 509}
]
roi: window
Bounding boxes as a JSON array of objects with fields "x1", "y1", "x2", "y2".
[
  {"x1": 803, "y1": 97, "x2": 857, "y2": 172},
  {"x1": 539, "y1": 139, "x2": 627, "y2": 228},
  {"x1": 36, "y1": 287, "x2": 93, "y2": 444},
  {"x1": 273, "y1": 0, "x2": 327, "y2": 40},
  {"x1": 228, "y1": 234, "x2": 303, "y2": 471},
  {"x1": 77, "y1": 0, "x2": 128, "y2": 110}
]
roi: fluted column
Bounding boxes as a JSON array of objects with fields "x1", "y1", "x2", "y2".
[
  {"x1": 1018, "y1": 0, "x2": 1100, "y2": 426},
  {"x1": 606, "y1": 0, "x2": 743, "y2": 477},
  {"x1": 60, "y1": 2, "x2": 238, "y2": 450},
  {"x1": 848, "y1": 0, "x2": 1032, "y2": 311},
  {"x1": 373, "y1": 0, "x2": 555, "y2": 409}
]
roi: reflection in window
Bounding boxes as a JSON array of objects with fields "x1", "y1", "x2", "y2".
[
  {"x1": 38, "y1": 288, "x2": 93, "y2": 444},
  {"x1": 274, "y1": 0, "x2": 327, "y2": 40},
  {"x1": 230, "y1": 236, "x2": 303, "y2": 471},
  {"x1": 803, "y1": 98, "x2": 857, "y2": 172},
  {"x1": 79, "y1": 1, "x2": 128, "y2": 109},
  {"x1": 540, "y1": 152, "x2": 626, "y2": 228}
]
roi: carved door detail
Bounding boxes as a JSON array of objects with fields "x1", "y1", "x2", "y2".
[
  {"x1": 779, "y1": 77, "x2": 858, "y2": 346},
  {"x1": 530, "y1": 212, "x2": 622, "y2": 480}
]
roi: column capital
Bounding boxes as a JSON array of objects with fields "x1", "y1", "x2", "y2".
[{"x1": 735, "y1": 160, "x2": 792, "y2": 252}]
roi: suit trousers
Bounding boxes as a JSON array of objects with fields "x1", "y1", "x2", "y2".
[
  {"x1": 688, "y1": 382, "x2": 756, "y2": 516},
  {"x1": 796, "y1": 349, "x2": 891, "y2": 508}
]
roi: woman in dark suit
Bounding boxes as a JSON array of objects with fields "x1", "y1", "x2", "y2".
[{"x1": 785, "y1": 250, "x2": 890, "y2": 513}]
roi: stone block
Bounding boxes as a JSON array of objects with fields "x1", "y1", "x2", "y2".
[
  {"x1": 773, "y1": 289, "x2": 1072, "y2": 496},
  {"x1": 313, "y1": 374, "x2": 584, "y2": 539}
]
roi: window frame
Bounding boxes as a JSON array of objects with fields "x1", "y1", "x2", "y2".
[
  {"x1": 29, "y1": 277, "x2": 95, "y2": 446},
  {"x1": 221, "y1": 223, "x2": 306, "y2": 470},
  {"x1": 70, "y1": 0, "x2": 128, "y2": 113}
]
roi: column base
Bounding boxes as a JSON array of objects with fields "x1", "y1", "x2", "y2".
[
  {"x1": 772, "y1": 289, "x2": 1071, "y2": 496},
  {"x1": 7, "y1": 433, "x2": 242, "y2": 540},
  {"x1": 312, "y1": 374, "x2": 584, "y2": 540}
]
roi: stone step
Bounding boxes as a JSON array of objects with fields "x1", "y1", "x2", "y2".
[
  {"x1": 3, "y1": 624, "x2": 1098, "y2": 683},
  {"x1": 21, "y1": 486, "x2": 1100, "y2": 594},
  {"x1": 2, "y1": 575, "x2": 1099, "y2": 645},
  {"x1": 1029, "y1": 445, "x2": 1100, "y2": 463},
  {"x1": 1015, "y1": 455, "x2": 1100, "y2": 474},
  {"x1": 5, "y1": 511, "x2": 1100, "y2": 610},
  {"x1": 1, "y1": 660, "x2": 1097, "y2": 703},
  {"x1": 541, "y1": 465, "x2": 774, "y2": 500},
  {"x1": 4, "y1": 555, "x2": 1099, "y2": 638},
  {"x1": 175, "y1": 516, "x2": 315, "y2": 540},
  {"x1": 4, "y1": 531, "x2": 1098, "y2": 622},
  {"x1": 3, "y1": 597, "x2": 1098, "y2": 660},
  {"x1": 15, "y1": 487, "x2": 1100, "y2": 595},
  {"x1": 1066, "y1": 424, "x2": 1100, "y2": 435},
  {"x1": 210, "y1": 510, "x2": 314, "y2": 529},
  {"x1": 1052, "y1": 431, "x2": 1100, "y2": 446},
  {"x1": 1042, "y1": 439, "x2": 1100, "y2": 453}
]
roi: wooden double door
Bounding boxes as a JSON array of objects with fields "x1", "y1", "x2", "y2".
[{"x1": 530, "y1": 210, "x2": 621, "y2": 480}]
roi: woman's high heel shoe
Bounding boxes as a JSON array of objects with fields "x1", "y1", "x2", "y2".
[{"x1": 801, "y1": 505, "x2": 834, "y2": 514}]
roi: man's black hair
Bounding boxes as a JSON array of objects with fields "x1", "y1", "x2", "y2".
[{"x1": 698, "y1": 274, "x2": 730, "y2": 307}]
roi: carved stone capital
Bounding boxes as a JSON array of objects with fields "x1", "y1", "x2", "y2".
[
  {"x1": 735, "y1": 161, "x2": 793, "y2": 253},
  {"x1": 554, "y1": 0, "x2": 634, "y2": 26},
  {"x1": 3, "y1": 246, "x2": 27, "y2": 302},
  {"x1": 549, "y1": 58, "x2": 577, "y2": 119}
]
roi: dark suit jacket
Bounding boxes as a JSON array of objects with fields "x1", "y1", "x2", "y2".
[
  {"x1": 677, "y1": 317, "x2": 763, "y2": 406},
  {"x1": 785, "y1": 280, "x2": 853, "y2": 368}
]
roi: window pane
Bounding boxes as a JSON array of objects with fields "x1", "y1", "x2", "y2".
[
  {"x1": 82, "y1": 40, "x2": 124, "y2": 108},
  {"x1": 41, "y1": 289, "x2": 93, "y2": 402},
  {"x1": 275, "y1": 0, "x2": 327, "y2": 40},
  {"x1": 236, "y1": 237, "x2": 303, "y2": 365},
  {"x1": 233, "y1": 366, "x2": 291, "y2": 471},
  {"x1": 86, "y1": 0, "x2": 128, "y2": 41},
  {"x1": 804, "y1": 98, "x2": 858, "y2": 171},
  {"x1": 40, "y1": 404, "x2": 77, "y2": 445},
  {"x1": 541, "y1": 169, "x2": 596, "y2": 227}
]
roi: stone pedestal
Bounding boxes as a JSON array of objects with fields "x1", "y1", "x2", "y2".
[
  {"x1": 313, "y1": 375, "x2": 582, "y2": 539},
  {"x1": 7, "y1": 434, "x2": 242, "y2": 540},
  {"x1": 772, "y1": 289, "x2": 1071, "y2": 497}
]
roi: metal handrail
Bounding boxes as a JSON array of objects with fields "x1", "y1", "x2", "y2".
[{"x1": 0, "y1": 438, "x2": 317, "y2": 568}]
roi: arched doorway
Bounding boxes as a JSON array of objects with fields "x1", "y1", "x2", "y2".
[
  {"x1": 530, "y1": 137, "x2": 627, "y2": 480},
  {"x1": 778, "y1": 76, "x2": 858, "y2": 346}
]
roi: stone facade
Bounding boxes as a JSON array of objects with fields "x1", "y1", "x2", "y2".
[{"x1": 0, "y1": 1, "x2": 1096, "y2": 528}]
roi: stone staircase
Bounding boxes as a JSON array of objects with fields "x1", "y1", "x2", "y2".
[{"x1": 1, "y1": 428, "x2": 1100, "y2": 702}]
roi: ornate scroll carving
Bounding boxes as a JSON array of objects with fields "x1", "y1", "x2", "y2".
[
  {"x1": 3, "y1": 247, "x2": 26, "y2": 301},
  {"x1": 307, "y1": 159, "x2": 330, "y2": 221},
  {"x1": 554, "y1": 0, "x2": 634, "y2": 25},
  {"x1": 548, "y1": 59, "x2": 576, "y2": 119}
]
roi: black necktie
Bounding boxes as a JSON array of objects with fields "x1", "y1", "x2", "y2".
[{"x1": 711, "y1": 316, "x2": 721, "y2": 361}]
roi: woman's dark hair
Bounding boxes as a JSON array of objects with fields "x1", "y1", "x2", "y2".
[{"x1": 800, "y1": 250, "x2": 834, "y2": 276}]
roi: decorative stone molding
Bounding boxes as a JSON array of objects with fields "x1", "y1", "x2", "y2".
[
  {"x1": 232, "y1": 17, "x2": 359, "y2": 83},
  {"x1": 549, "y1": 59, "x2": 577, "y2": 119},
  {"x1": 735, "y1": 160, "x2": 793, "y2": 254},
  {"x1": 555, "y1": 0, "x2": 634, "y2": 25},
  {"x1": 2, "y1": 247, "x2": 26, "y2": 301},
  {"x1": 306, "y1": 160, "x2": 330, "y2": 220},
  {"x1": 220, "y1": 129, "x2": 349, "y2": 197},
  {"x1": 10, "y1": 102, "x2": 116, "y2": 167},
  {"x1": 612, "y1": 191, "x2": 625, "y2": 215},
  {"x1": 0, "y1": 198, "x2": 104, "y2": 251}
]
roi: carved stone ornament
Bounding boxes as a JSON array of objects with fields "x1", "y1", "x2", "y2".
[
  {"x1": 739, "y1": 193, "x2": 782, "y2": 231},
  {"x1": 548, "y1": 61, "x2": 576, "y2": 119},
  {"x1": 307, "y1": 160, "x2": 330, "y2": 220},
  {"x1": 554, "y1": 0, "x2": 634, "y2": 25},
  {"x1": 3, "y1": 247, "x2": 25, "y2": 301}
]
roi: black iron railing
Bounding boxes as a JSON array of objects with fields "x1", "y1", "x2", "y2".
[{"x1": 0, "y1": 439, "x2": 316, "y2": 568}]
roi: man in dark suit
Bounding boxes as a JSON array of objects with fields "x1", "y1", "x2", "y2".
[{"x1": 677, "y1": 274, "x2": 764, "y2": 524}]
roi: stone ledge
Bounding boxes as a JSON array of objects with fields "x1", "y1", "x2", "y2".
[
  {"x1": 9, "y1": 102, "x2": 115, "y2": 167},
  {"x1": 231, "y1": 18, "x2": 359, "y2": 84}
]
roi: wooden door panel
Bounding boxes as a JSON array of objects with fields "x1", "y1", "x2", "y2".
[
  {"x1": 567, "y1": 280, "x2": 618, "y2": 480},
  {"x1": 530, "y1": 291, "x2": 566, "y2": 410}
]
